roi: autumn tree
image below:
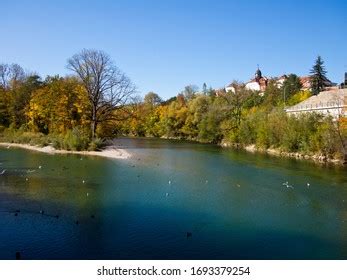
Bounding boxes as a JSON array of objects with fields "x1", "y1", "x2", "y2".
[
  {"x1": 67, "y1": 49, "x2": 136, "y2": 138},
  {"x1": 27, "y1": 76, "x2": 89, "y2": 134},
  {"x1": 7, "y1": 74, "x2": 43, "y2": 127},
  {"x1": 0, "y1": 86, "x2": 9, "y2": 126}
]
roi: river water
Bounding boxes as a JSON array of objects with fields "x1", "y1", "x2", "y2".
[{"x1": 0, "y1": 138, "x2": 346, "y2": 259}]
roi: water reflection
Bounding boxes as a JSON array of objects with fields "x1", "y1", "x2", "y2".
[{"x1": 0, "y1": 138, "x2": 346, "y2": 259}]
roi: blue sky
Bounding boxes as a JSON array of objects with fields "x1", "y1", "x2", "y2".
[{"x1": 1, "y1": 0, "x2": 346, "y2": 99}]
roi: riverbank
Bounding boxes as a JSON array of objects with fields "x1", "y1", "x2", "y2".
[
  {"x1": 0, "y1": 142, "x2": 131, "y2": 160},
  {"x1": 160, "y1": 136, "x2": 347, "y2": 165},
  {"x1": 1, "y1": 137, "x2": 345, "y2": 165},
  {"x1": 221, "y1": 141, "x2": 346, "y2": 165}
]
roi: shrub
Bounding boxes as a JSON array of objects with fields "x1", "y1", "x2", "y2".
[
  {"x1": 0, "y1": 128, "x2": 50, "y2": 147},
  {"x1": 88, "y1": 137, "x2": 105, "y2": 151},
  {"x1": 62, "y1": 128, "x2": 90, "y2": 151}
]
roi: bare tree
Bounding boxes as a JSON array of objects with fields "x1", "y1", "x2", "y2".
[
  {"x1": 144, "y1": 92, "x2": 162, "y2": 108},
  {"x1": 67, "y1": 49, "x2": 136, "y2": 138},
  {"x1": 0, "y1": 63, "x2": 25, "y2": 89}
]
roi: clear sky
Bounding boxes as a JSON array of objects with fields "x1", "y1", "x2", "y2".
[{"x1": 1, "y1": 0, "x2": 346, "y2": 99}]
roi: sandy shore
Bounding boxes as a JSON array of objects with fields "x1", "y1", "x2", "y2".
[{"x1": 0, "y1": 142, "x2": 131, "y2": 160}]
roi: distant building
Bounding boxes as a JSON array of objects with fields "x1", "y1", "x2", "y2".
[
  {"x1": 225, "y1": 84, "x2": 235, "y2": 93},
  {"x1": 285, "y1": 88, "x2": 347, "y2": 119},
  {"x1": 299, "y1": 76, "x2": 312, "y2": 90},
  {"x1": 274, "y1": 75, "x2": 287, "y2": 88},
  {"x1": 215, "y1": 88, "x2": 227, "y2": 97},
  {"x1": 299, "y1": 75, "x2": 336, "y2": 91},
  {"x1": 224, "y1": 67, "x2": 337, "y2": 94},
  {"x1": 245, "y1": 67, "x2": 268, "y2": 92}
]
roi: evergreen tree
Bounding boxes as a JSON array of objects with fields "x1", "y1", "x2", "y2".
[{"x1": 310, "y1": 55, "x2": 328, "y2": 95}]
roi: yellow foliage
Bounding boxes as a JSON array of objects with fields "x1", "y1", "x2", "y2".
[
  {"x1": 27, "y1": 77, "x2": 90, "y2": 134},
  {"x1": 287, "y1": 90, "x2": 312, "y2": 106}
]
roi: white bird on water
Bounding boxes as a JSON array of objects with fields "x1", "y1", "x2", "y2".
[
  {"x1": 38, "y1": 165, "x2": 42, "y2": 169},
  {"x1": 307, "y1": 183, "x2": 310, "y2": 187},
  {"x1": 282, "y1": 181, "x2": 293, "y2": 189},
  {"x1": 86, "y1": 192, "x2": 89, "y2": 197},
  {"x1": 168, "y1": 180, "x2": 171, "y2": 185},
  {"x1": 82, "y1": 180, "x2": 85, "y2": 184},
  {"x1": 0, "y1": 169, "x2": 6, "y2": 175}
]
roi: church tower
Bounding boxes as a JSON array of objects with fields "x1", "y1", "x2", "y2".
[{"x1": 255, "y1": 65, "x2": 262, "y2": 82}]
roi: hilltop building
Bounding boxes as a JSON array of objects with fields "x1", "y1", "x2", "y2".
[
  {"x1": 225, "y1": 67, "x2": 268, "y2": 93},
  {"x1": 225, "y1": 66, "x2": 337, "y2": 94},
  {"x1": 245, "y1": 67, "x2": 268, "y2": 92}
]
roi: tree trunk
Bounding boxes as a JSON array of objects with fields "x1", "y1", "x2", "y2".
[
  {"x1": 91, "y1": 105, "x2": 97, "y2": 139},
  {"x1": 91, "y1": 121, "x2": 96, "y2": 139}
]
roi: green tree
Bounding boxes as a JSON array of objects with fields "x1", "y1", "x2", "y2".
[
  {"x1": 310, "y1": 55, "x2": 328, "y2": 95},
  {"x1": 263, "y1": 80, "x2": 281, "y2": 108},
  {"x1": 281, "y1": 74, "x2": 302, "y2": 102}
]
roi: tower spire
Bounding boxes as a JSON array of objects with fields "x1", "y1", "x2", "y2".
[{"x1": 255, "y1": 65, "x2": 262, "y2": 81}]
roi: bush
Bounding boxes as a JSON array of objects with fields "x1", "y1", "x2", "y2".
[
  {"x1": 0, "y1": 127, "x2": 50, "y2": 147},
  {"x1": 0, "y1": 126, "x2": 101, "y2": 152},
  {"x1": 88, "y1": 137, "x2": 105, "y2": 151},
  {"x1": 233, "y1": 109, "x2": 344, "y2": 158},
  {"x1": 61, "y1": 128, "x2": 90, "y2": 151}
]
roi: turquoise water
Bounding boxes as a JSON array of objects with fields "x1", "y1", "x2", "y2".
[{"x1": 0, "y1": 138, "x2": 346, "y2": 259}]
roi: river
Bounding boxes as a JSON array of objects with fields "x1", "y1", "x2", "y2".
[{"x1": 0, "y1": 138, "x2": 346, "y2": 259}]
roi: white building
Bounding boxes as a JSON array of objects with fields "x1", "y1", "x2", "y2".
[
  {"x1": 225, "y1": 84, "x2": 235, "y2": 93},
  {"x1": 245, "y1": 68, "x2": 268, "y2": 92},
  {"x1": 285, "y1": 88, "x2": 347, "y2": 119}
]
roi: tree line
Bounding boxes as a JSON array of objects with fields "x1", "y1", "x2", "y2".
[
  {"x1": 118, "y1": 81, "x2": 345, "y2": 160},
  {"x1": 115, "y1": 56, "x2": 346, "y2": 160},
  {"x1": 0, "y1": 49, "x2": 136, "y2": 150},
  {"x1": 0, "y1": 52, "x2": 346, "y2": 160}
]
